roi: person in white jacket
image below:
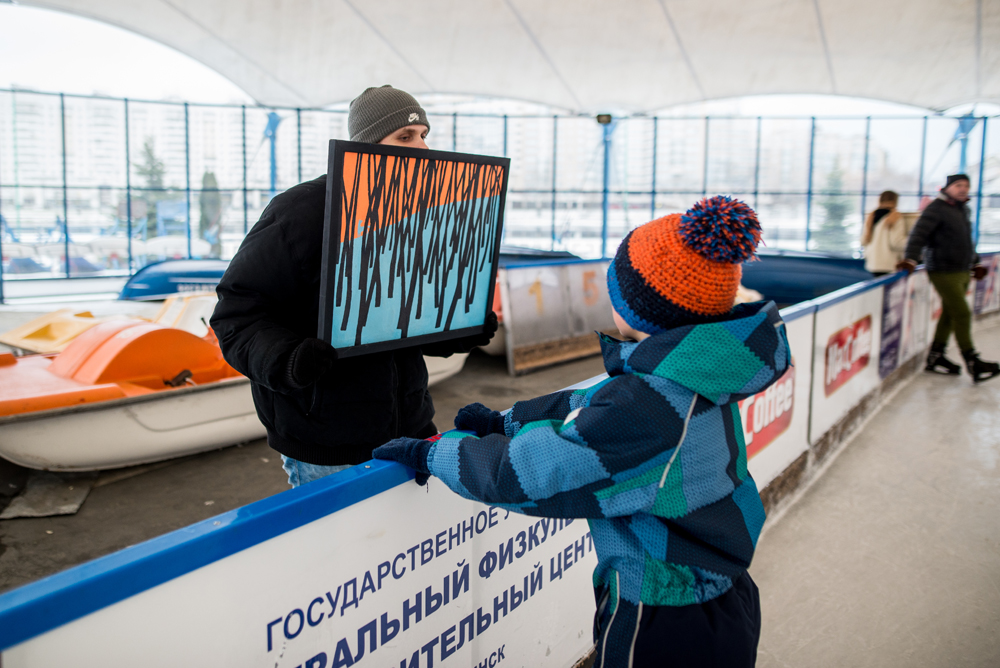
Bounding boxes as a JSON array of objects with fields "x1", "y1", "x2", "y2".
[{"x1": 861, "y1": 190, "x2": 911, "y2": 275}]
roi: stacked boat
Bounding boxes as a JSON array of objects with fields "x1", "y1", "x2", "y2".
[{"x1": 0, "y1": 304, "x2": 264, "y2": 472}]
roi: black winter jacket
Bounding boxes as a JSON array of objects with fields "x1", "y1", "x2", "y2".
[
  {"x1": 904, "y1": 196, "x2": 980, "y2": 272},
  {"x1": 212, "y1": 175, "x2": 463, "y2": 466}
]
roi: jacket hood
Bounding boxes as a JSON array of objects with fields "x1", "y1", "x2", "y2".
[{"x1": 600, "y1": 300, "x2": 790, "y2": 405}]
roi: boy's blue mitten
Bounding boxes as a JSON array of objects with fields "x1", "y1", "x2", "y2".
[
  {"x1": 454, "y1": 402, "x2": 505, "y2": 436},
  {"x1": 373, "y1": 438, "x2": 433, "y2": 485}
]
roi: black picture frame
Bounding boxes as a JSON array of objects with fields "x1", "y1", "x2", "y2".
[{"x1": 319, "y1": 140, "x2": 510, "y2": 358}]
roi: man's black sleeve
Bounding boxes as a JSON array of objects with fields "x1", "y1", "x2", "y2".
[
  {"x1": 210, "y1": 209, "x2": 308, "y2": 395},
  {"x1": 903, "y1": 207, "x2": 939, "y2": 264}
]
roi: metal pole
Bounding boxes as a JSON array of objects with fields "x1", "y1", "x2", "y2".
[
  {"x1": 756, "y1": 116, "x2": 770, "y2": 245},
  {"x1": 960, "y1": 131, "x2": 969, "y2": 175},
  {"x1": 551, "y1": 115, "x2": 558, "y2": 251},
  {"x1": 268, "y1": 113, "x2": 278, "y2": 199},
  {"x1": 861, "y1": 116, "x2": 871, "y2": 225},
  {"x1": 242, "y1": 105, "x2": 248, "y2": 235},
  {"x1": 296, "y1": 108, "x2": 303, "y2": 183},
  {"x1": 650, "y1": 117, "x2": 658, "y2": 220},
  {"x1": 805, "y1": 117, "x2": 816, "y2": 251},
  {"x1": 918, "y1": 116, "x2": 928, "y2": 203},
  {"x1": 453, "y1": 112, "x2": 458, "y2": 152},
  {"x1": 502, "y1": 115, "x2": 508, "y2": 244},
  {"x1": 601, "y1": 120, "x2": 613, "y2": 259},
  {"x1": 124, "y1": 98, "x2": 133, "y2": 273},
  {"x1": 975, "y1": 116, "x2": 987, "y2": 243},
  {"x1": 184, "y1": 102, "x2": 192, "y2": 258},
  {"x1": 60, "y1": 93, "x2": 70, "y2": 277},
  {"x1": 753, "y1": 117, "x2": 762, "y2": 211},
  {"x1": 11, "y1": 90, "x2": 21, "y2": 230},
  {"x1": 702, "y1": 116, "x2": 710, "y2": 196}
]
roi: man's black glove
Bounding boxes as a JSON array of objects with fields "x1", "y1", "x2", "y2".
[
  {"x1": 372, "y1": 437, "x2": 433, "y2": 485},
  {"x1": 466, "y1": 310, "x2": 499, "y2": 348},
  {"x1": 287, "y1": 338, "x2": 338, "y2": 389},
  {"x1": 973, "y1": 265, "x2": 988, "y2": 281},
  {"x1": 422, "y1": 311, "x2": 499, "y2": 356},
  {"x1": 454, "y1": 402, "x2": 505, "y2": 437}
]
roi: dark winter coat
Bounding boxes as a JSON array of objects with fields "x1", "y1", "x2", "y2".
[
  {"x1": 904, "y1": 195, "x2": 980, "y2": 272},
  {"x1": 212, "y1": 175, "x2": 460, "y2": 466}
]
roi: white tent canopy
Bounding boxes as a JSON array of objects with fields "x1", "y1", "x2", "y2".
[{"x1": 25, "y1": 0, "x2": 1000, "y2": 112}]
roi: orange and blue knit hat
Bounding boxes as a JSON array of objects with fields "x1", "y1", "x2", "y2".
[{"x1": 607, "y1": 195, "x2": 762, "y2": 334}]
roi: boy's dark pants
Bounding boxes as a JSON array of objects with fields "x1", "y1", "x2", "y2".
[{"x1": 594, "y1": 571, "x2": 761, "y2": 667}]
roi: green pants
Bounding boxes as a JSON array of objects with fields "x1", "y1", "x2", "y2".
[{"x1": 929, "y1": 271, "x2": 973, "y2": 352}]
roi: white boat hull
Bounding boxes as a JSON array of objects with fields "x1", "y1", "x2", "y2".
[
  {"x1": 0, "y1": 379, "x2": 266, "y2": 472},
  {"x1": 0, "y1": 353, "x2": 470, "y2": 472},
  {"x1": 425, "y1": 352, "x2": 469, "y2": 386}
]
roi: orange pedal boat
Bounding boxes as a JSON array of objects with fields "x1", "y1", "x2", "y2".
[{"x1": 0, "y1": 319, "x2": 265, "y2": 471}]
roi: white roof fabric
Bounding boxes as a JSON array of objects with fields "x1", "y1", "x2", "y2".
[{"x1": 25, "y1": 0, "x2": 1000, "y2": 112}]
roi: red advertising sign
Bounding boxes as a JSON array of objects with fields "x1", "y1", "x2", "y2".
[
  {"x1": 824, "y1": 315, "x2": 873, "y2": 396},
  {"x1": 739, "y1": 363, "x2": 795, "y2": 459}
]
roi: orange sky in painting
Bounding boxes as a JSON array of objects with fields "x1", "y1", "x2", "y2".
[{"x1": 339, "y1": 152, "x2": 502, "y2": 242}]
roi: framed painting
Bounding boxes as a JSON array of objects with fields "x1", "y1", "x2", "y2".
[{"x1": 319, "y1": 141, "x2": 509, "y2": 357}]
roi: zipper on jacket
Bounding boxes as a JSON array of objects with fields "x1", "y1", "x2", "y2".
[{"x1": 306, "y1": 382, "x2": 320, "y2": 416}]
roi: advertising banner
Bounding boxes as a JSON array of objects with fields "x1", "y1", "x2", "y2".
[
  {"x1": 974, "y1": 253, "x2": 1000, "y2": 315},
  {"x1": 502, "y1": 261, "x2": 616, "y2": 374},
  {"x1": 878, "y1": 278, "x2": 907, "y2": 379},
  {"x1": 899, "y1": 270, "x2": 931, "y2": 364},
  {"x1": 745, "y1": 310, "x2": 813, "y2": 488},
  {"x1": 2, "y1": 476, "x2": 596, "y2": 668},
  {"x1": 810, "y1": 286, "x2": 884, "y2": 442}
]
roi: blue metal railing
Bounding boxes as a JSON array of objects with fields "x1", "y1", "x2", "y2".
[{"x1": 0, "y1": 87, "x2": 997, "y2": 303}]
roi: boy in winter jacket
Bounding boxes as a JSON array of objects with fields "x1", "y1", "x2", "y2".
[{"x1": 374, "y1": 196, "x2": 789, "y2": 667}]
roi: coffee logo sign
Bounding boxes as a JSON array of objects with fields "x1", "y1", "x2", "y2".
[
  {"x1": 825, "y1": 315, "x2": 872, "y2": 396},
  {"x1": 739, "y1": 363, "x2": 795, "y2": 458}
]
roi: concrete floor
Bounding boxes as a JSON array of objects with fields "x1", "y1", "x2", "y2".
[
  {"x1": 751, "y1": 323, "x2": 1000, "y2": 668},
  {"x1": 0, "y1": 349, "x2": 607, "y2": 593}
]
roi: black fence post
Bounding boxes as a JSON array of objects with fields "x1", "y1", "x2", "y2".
[{"x1": 60, "y1": 93, "x2": 70, "y2": 277}]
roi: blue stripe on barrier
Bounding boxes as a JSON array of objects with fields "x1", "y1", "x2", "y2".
[
  {"x1": 500, "y1": 258, "x2": 608, "y2": 269},
  {"x1": 811, "y1": 270, "x2": 909, "y2": 310},
  {"x1": 778, "y1": 301, "x2": 817, "y2": 323},
  {"x1": 0, "y1": 459, "x2": 413, "y2": 652}
]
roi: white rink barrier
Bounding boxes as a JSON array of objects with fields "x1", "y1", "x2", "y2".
[{"x1": 0, "y1": 254, "x2": 996, "y2": 667}]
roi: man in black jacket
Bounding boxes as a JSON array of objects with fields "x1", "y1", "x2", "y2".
[
  {"x1": 211, "y1": 86, "x2": 497, "y2": 486},
  {"x1": 898, "y1": 174, "x2": 998, "y2": 383}
]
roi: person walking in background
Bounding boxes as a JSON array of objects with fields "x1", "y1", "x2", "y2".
[
  {"x1": 898, "y1": 174, "x2": 999, "y2": 383},
  {"x1": 861, "y1": 190, "x2": 911, "y2": 276}
]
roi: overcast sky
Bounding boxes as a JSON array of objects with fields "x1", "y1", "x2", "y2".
[{"x1": 0, "y1": 5, "x2": 252, "y2": 103}]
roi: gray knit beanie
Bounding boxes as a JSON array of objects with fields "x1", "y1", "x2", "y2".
[{"x1": 348, "y1": 86, "x2": 430, "y2": 144}]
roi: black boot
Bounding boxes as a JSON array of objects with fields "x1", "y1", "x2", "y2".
[
  {"x1": 962, "y1": 349, "x2": 1000, "y2": 384},
  {"x1": 925, "y1": 342, "x2": 961, "y2": 375}
]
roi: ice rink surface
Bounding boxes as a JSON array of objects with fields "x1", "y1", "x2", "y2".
[{"x1": 752, "y1": 322, "x2": 1000, "y2": 668}]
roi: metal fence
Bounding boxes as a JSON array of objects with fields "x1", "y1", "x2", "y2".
[{"x1": 1, "y1": 88, "x2": 998, "y2": 302}]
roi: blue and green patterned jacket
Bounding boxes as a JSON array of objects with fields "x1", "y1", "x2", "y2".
[{"x1": 427, "y1": 301, "x2": 788, "y2": 626}]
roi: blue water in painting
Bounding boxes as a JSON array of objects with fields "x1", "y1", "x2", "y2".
[{"x1": 329, "y1": 197, "x2": 498, "y2": 349}]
